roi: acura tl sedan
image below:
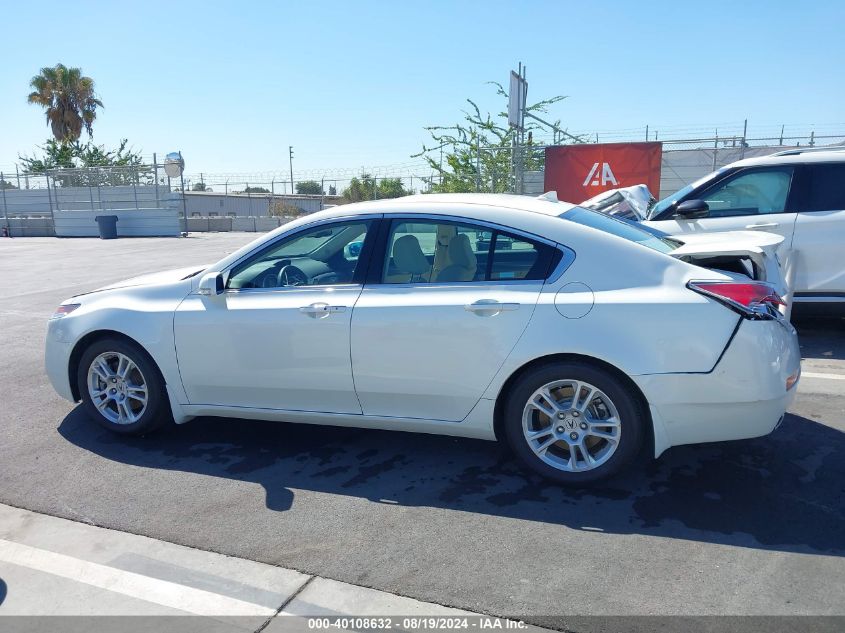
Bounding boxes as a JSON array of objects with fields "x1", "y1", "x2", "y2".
[{"x1": 45, "y1": 194, "x2": 801, "y2": 483}]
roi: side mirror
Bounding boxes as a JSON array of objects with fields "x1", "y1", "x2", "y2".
[
  {"x1": 197, "y1": 271, "x2": 224, "y2": 296},
  {"x1": 675, "y1": 199, "x2": 709, "y2": 219}
]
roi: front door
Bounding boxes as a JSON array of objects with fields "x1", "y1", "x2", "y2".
[
  {"x1": 647, "y1": 166, "x2": 799, "y2": 259},
  {"x1": 351, "y1": 217, "x2": 560, "y2": 421},
  {"x1": 174, "y1": 219, "x2": 375, "y2": 413}
]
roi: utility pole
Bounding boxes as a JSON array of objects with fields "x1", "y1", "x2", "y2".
[{"x1": 289, "y1": 146, "x2": 295, "y2": 195}]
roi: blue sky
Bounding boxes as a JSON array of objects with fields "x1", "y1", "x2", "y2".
[{"x1": 1, "y1": 0, "x2": 843, "y2": 180}]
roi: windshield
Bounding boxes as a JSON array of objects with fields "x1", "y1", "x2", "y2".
[
  {"x1": 648, "y1": 168, "x2": 729, "y2": 218},
  {"x1": 562, "y1": 207, "x2": 681, "y2": 254}
]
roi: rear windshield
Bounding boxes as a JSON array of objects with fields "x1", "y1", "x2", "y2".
[{"x1": 561, "y1": 207, "x2": 680, "y2": 254}]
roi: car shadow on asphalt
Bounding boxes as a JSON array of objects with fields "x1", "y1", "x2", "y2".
[{"x1": 57, "y1": 408, "x2": 844, "y2": 557}]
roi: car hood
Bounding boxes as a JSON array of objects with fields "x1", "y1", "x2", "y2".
[
  {"x1": 86, "y1": 265, "x2": 210, "y2": 294},
  {"x1": 581, "y1": 185, "x2": 655, "y2": 221}
]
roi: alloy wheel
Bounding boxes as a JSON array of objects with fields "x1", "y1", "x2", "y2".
[
  {"x1": 86, "y1": 351, "x2": 149, "y2": 425},
  {"x1": 521, "y1": 379, "x2": 621, "y2": 472}
]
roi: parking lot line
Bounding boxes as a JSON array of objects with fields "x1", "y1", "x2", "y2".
[
  {"x1": 0, "y1": 538, "x2": 278, "y2": 617},
  {"x1": 802, "y1": 371, "x2": 845, "y2": 381}
]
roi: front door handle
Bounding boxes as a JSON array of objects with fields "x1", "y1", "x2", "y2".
[
  {"x1": 299, "y1": 303, "x2": 347, "y2": 318},
  {"x1": 746, "y1": 222, "x2": 778, "y2": 229},
  {"x1": 465, "y1": 300, "x2": 520, "y2": 314}
]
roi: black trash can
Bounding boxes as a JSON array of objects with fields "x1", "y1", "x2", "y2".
[{"x1": 94, "y1": 215, "x2": 118, "y2": 239}]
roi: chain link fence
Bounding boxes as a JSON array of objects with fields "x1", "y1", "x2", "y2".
[{"x1": 3, "y1": 127, "x2": 844, "y2": 234}]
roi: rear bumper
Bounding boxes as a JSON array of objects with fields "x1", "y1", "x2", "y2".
[{"x1": 634, "y1": 317, "x2": 800, "y2": 456}]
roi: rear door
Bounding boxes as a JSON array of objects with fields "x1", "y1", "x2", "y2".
[
  {"x1": 646, "y1": 166, "x2": 799, "y2": 258},
  {"x1": 791, "y1": 162, "x2": 845, "y2": 298},
  {"x1": 350, "y1": 216, "x2": 560, "y2": 421}
]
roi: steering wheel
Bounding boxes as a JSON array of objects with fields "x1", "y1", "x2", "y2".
[{"x1": 276, "y1": 264, "x2": 309, "y2": 287}]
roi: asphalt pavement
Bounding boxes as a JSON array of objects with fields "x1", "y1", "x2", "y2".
[{"x1": 0, "y1": 234, "x2": 843, "y2": 629}]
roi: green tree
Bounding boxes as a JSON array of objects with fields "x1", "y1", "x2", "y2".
[
  {"x1": 296, "y1": 180, "x2": 324, "y2": 195},
  {"x1": 342, "y1": 174, "x2": 410, "y2": 202},
  {"x1": 27, "y1": 64, "x2": 103, "y2": 142},
  {"x1": 0, "y1": 179, "x2": 18, "y2": 190},
  {"x1": 19, "y1": 138, "x2": 148, "y2": 187},
  {"x1": 243, "y1": 186, "x2": 270, "y2": 194},
  {"x1": 328, "y1": 184, "x2": 337, "y2": 196},
  {"x1": 192, "y1": 182, "x2": 209, "y2": 191},
  {"x1": 413, "y1": 83, "x2": 582, "y2": 193}
]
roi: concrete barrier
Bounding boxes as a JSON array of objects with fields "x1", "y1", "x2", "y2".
[
  {"x1": 3, "y1": 214, "x2": 294, "y2": 237},
  {"x1": 54, "y1": 208, "x2": 181, "y2": 237},
  {"x1": 6, "y1": 217, "x2": 54, "y2": 237}
]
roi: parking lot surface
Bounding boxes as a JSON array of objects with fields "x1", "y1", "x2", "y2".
[{"x1": 1, "y1": 234, "x2": 843, "y2": 627}]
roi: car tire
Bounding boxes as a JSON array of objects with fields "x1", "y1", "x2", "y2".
[
  {"x1": 77, "y1": 337, "x2": 171, "y2": 435},
  {"x1": 503, "y1": 361, "x2": 645, "y2": 485}
]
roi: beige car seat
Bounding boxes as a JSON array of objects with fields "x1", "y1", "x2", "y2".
[
  {"x1": 436, "y1": 233, "x2": 477, "y2": 282},
  {"x1": 431, "y1": 225, "x2": 457, "y2": 280},
  {"x1": 388, "y1": 234, "x2": 431, "y2": 282}
]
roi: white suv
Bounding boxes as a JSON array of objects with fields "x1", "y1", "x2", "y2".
[{"x1": 644, "y1": 149, "x2": 845, "y2": 315}]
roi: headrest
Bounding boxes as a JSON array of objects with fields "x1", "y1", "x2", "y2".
[
  {"x1": 448, "y1": 233, "x2": 475, "y2": 269},
  {"x1": 392, "y1": 234, "x2": 430, "y2": 275}
]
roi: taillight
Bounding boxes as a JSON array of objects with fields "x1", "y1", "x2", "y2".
[
  {"x1": 688, "y1": 281, "x2": 785, "y2": 319},
  {"x1": 51, "y1": 303, "x2": 80, "y2": 319}
]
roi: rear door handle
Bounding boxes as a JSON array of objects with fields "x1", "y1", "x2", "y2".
[
  {"x1": 464, "y1": 300, "x2": 520, "y2": 314},
  {"x1": 746, "y1": 222, "x2": 778, "y2": 229}
]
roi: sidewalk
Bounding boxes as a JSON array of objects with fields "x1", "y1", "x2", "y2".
[{"x1": 0, "y1": 503, "x2": 540, "y2": 632}]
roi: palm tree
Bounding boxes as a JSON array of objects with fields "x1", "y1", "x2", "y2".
[{"x1": 27, "y1": 64, "x2": 104, "y2": 143}]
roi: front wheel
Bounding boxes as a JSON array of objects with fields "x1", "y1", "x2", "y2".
[
  {"x1": 504, "y1": 362, "x2": 645, "y2": 484},
  {"x1": 77, "y1": 338, "x2": 171, "y2": 435}
]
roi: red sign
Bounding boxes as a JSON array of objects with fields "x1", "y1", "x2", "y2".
[{"x1": 544, "y1": 142, "x2": 662, "y2": 202}]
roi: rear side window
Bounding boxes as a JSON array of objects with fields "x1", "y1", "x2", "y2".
[
  {"x1": 381, "y1": 219, "x2": 559, "y2": 284},
  {"x1": 801, "y1": 164, "x2": 845, "y2": 211}
]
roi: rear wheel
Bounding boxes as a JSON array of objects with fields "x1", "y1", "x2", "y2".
[
  {"x1": 504, "y1": 362, "x2": 644, "y2": 484},
  {"x1": 77, "y1": 338, "x2": 171, "y2": 435}
]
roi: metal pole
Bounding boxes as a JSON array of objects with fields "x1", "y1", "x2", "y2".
[
  {"x1": 15, "y1": 165, "x2": 21, "y2": 189},
  {"x1": 476, "y1": 136, "x2": 481, "y2": 192},
  {"x1": 153, "y1": 153, "x2": 160, "y2": 207},
  {"x1": 132, "y1": 166, "x2": 139, "y2": 209},
  {"x1": 645, "y1": 125, "x2": 649, "y2": 142},
  {"x1": 810, "y1": 130, "x2": 815, "y2": 147},
  {"x1": 179, "y1": 172, "x2": 188, "y2": 234},
  {"x1": 1, "y1": 172, "x2": 10, "y2": 235},
  {"x1": 45, "y1": 170, "x2": 56, "y2": 235},
  {"x1": 713, "y1": 131, "x2": 719, "y2": 171},
  {"x1": 740, "y1": 119, "x2": 747, "y2": 160},
  {"x1": 289, "y1": 146, "x2": 294, "y2": 196}
]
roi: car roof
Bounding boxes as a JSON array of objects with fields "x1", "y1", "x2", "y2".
[
  {"x1": 300, "y1": 193, "x2": 578, "y2": 222},
  {"x1": 727, "y1": 147, "x2": 845, "y2": 168}
]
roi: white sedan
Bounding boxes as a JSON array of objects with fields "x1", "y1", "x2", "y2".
[{"x1": 45, "y1": 194, "x2": 801, "y2": 483}]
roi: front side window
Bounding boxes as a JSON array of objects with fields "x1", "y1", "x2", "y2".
[
  {"x1": 228, "y1": 220, "x2": 371, "y2": 289},
  {"x1": 381, "y1": 219, "x2": 557, "y2": 284},
  {"x1": 698, "y1": 168, "x2": 793, "y2": 217}
]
